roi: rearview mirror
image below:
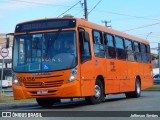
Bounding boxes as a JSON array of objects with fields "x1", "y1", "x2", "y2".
[
  {"x1": 6, "y1": 33, "x2": 14, "y2": 48},
  {"x1": 6, "y1": 37, "x2": 10, "y2": 48}
]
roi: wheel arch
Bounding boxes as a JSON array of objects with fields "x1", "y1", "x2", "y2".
[
  {"x1": 136, "y1": 75, "x2": 141, "y2": 87},
  {"x1": 96, "y1": 75, "x2": 105, "y2": 94}
]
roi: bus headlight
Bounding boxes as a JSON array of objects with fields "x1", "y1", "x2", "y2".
[
  {"x1": 68, "y1": 66, "x2": 78, "y2": 83},
  {"x1": 12, "y1": 73, "x2": 20, "y2": 86}
]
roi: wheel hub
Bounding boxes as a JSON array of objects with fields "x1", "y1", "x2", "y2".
[
  {"x1": 95, "y1": 85, "x2": 101, "y2": 98},
  {"x1": 137, "y1": 83, "x2": 140, "y2": 94}
]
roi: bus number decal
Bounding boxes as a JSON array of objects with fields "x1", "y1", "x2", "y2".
[{"x1": 18, "y1": 77, "x2": 36, "y2": 82}]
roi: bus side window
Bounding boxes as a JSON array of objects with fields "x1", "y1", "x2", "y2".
[
  {"x1": 92, "y1": 30, "x2": 105, "y2": 58},
  {"x1": 104, "y1": 33, "x2": 116, "y2": 59},
  {"x1": 147, "y1": 45, "x2": 151, "y2": 63},
  {"x1": 125, "y1": 39, "x2": 135, "y2": 61},
  {"x1": 115, "y1": 36, "x2": 126, "y2": 60},
  {"x1": 141, "y1": 43, "x2": 148, "y2": 63},
  {"x1": 79, "y1": 29, "x2": 91, "y2": 63},
  {"x1": 133, "y1": 42, "x2": 142, "y2": 62}
]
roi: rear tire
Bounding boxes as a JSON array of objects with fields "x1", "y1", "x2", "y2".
[
  {"x1": 85, "y1": 79, "x2": 104, "y2": 104},
  {"x1": 125, "y1": 77, "x2": 141, "y2": 98},
  {"x1": 36, "y1": 98, "x2": 60, "y2": 107}
]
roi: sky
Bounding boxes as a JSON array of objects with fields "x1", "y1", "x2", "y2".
[{"x1": 0, "y1": 0, "x2": 160, "y2": 53}]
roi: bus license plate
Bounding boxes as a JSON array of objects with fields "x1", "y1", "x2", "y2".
[{"x1": 37, "y1": 90, "x2": 48, "y2": 95}]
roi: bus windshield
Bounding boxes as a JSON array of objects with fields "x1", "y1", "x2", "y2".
[{"x1": 13, "y1": 30, "x2": 77, "y2": 72}]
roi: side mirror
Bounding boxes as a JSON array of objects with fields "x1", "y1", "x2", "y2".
[
  {"x1": 6, "y1": 37, "x2": 10, "y2": 48},
  {"x1": 6, "y1": 33, "x2": 14, "y2": 48}
]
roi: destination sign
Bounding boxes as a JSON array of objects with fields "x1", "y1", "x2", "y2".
[{"x1": 15, "y1": 19, "x2": 76, "y2": 33}]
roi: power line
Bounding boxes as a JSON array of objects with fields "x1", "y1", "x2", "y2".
[
  {"x1": 9, "y1": 0, "x2": 83, "y2": 16},
  {"x1": 145, "y1": 32, "x2": 152, "y2": 39},
  {"x1": 132, "y1": 33, "x2": 160, "y2": 39},
  {"x1": 6, "y1": 0, "x2": 34, "y2": 7},
  {"x1": 9, "y1": 0, "x2": 74, "y2": 7},
  {"x1": 88, "y1": 0, "x2": 102, "y2": 15},
  {"x1": 94, "y1": 9, "x2": 160, "y2": 21},
  {"x1": 9, "y1": 0, "x2": 48, "y2": 5},
  {"x1": 123, "y1": 22, "x2": 160, "y2": 32},
  {"x1": 6, "y1": 0, "x2": 160, "y2": 22},
  {"x1": 57, "y1": 1, "x2": 81, "y2": 18},
  {"x1": 73, "y1": 10, "x2": 84, "y2": 17}
]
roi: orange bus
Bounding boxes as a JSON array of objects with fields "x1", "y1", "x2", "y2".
[{"x1": 11, "y1": 17, "x2": 153, "y2": 107}]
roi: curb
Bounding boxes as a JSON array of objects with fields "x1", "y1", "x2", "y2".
[
  {"x1": 0, "y1": 102, "x2": 38, "y2": 110},
  {"x1": 144, "y1": 90, "x2": 160, "y2": 91}
]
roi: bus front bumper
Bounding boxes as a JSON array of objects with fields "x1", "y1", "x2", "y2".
[{"x1": 13, "y1": 80, "x2": 81, "y2": 100}]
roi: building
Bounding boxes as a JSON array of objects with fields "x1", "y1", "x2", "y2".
[
  {"x1": 0, "y1": 34, "x2": 13, "y2": 47},
  {"x1": 0, "y1": 34, "x2": 13, "y2": 81}
]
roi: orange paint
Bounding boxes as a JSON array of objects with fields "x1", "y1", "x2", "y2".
[{"x1": 12, "y1": 18, "x2": 153, "y2": 101}]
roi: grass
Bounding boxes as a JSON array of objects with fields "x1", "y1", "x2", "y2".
[
  {"x1": 0, "y1": 96, "x2": 36, "y2": 103},
  {"x1": 145, "y1": 85, "x2": 160, "y2": 91}
]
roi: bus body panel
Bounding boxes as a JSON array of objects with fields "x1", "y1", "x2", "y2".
[
  {"x1": 12, "y1": 18, "x2": 153, "y2": 101},
  {"x1": 80, "y1": 61, "x2": 95, "y2": 97},
  {"x1": 13, "y1": 70, "x2": 82, "y2": 100},
  {"x1": 77, "y1": 18, "x2": 153, "y2": 94}
]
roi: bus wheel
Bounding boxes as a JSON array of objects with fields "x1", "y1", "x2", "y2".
[
  {"x1": 125, "y1": 78, "x2": 141, "y2": 98},
  {"x1": 36, "y1": 98, "x2": 60, "y2": 107},
  {"x1": 85, "y1": 79, "x2": 104, "y2": 104}
]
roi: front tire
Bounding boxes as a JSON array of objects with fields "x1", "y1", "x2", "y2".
[
  {"x1": 85, "y1": 79, "x2": 104, "y2": 104},
  {"x1": 125, "y1": 78, "x2": 141, "y2": 98},
  {"x1": 36, "y1": 98, "x2": 60, "y2": 107}
]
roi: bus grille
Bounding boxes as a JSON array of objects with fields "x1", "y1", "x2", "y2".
[{"x1": 24, "y1": 80, "x2": 64, "y2": 88}]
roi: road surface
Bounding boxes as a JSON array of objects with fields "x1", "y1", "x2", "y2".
[
  {"x1": 8, "y1": 91, "x2": 160, "y2": 112},
  {"x1": 1, "y1": 91, "x2": 160, "y2": 120}
]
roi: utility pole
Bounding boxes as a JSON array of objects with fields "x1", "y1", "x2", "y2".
[
  {"x1": 84, "y1": 0, "x2": 88, "y2": 20},
  {"x1": 102, "y1": 20, "x2": 111, "y2": 28},
  {"x1": 158, "y1": 43, "x2": 160, "y2": 74}
]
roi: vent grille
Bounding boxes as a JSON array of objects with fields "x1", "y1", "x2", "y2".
[{"x1": 24, "y1": 80, "x2": 64, "y2": 88}]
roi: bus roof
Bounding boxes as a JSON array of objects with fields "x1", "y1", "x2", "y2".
[
  {"x1": 16, "y1": 17, "x2": 149, "y2": 45},
  {"x1": 76, "y1": 18, "x2": 149, "y2": 45}
]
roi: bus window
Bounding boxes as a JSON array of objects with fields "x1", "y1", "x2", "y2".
[
  {"x1": 79, "y1": 29, "x2": 91, "y2": 63},
  {"x1": 13, "y1": 31, "x2": 77, "y2": 72},
  {"x1": 104, "y1": 33, "x2": 116, "y2": 59},
  {"x1": 93, "y1": 30, "x2": 105, "y2": 58},
  {"x1": 134, "y1": 42, "x2": 142, "y2": 62},
  {"x1": 32, "y1": 35, "x2": 42, "y2": 58},
  {"x1": 141, "y1": 43, "x2": 148, "y2": 63},
  {"x1": 115, "y1": 36, "x2": 126, "y2": 60},
  {"x1": 125, "y1": 39, "x2": 134, "y2": 61},
  {"x1": 147, "y1": 45, "x2": 151, "y2": 63}
]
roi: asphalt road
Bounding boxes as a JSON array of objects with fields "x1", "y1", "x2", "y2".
[
  {"x1": 9, "y1": 91, "x2": 160, "y2": 111},
  {"x1": 1, "y1": 91, "x2": 160, "y2": 120},
  {"x1": 3, "y1": 87, "x2": 13, "y2": 96}
]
